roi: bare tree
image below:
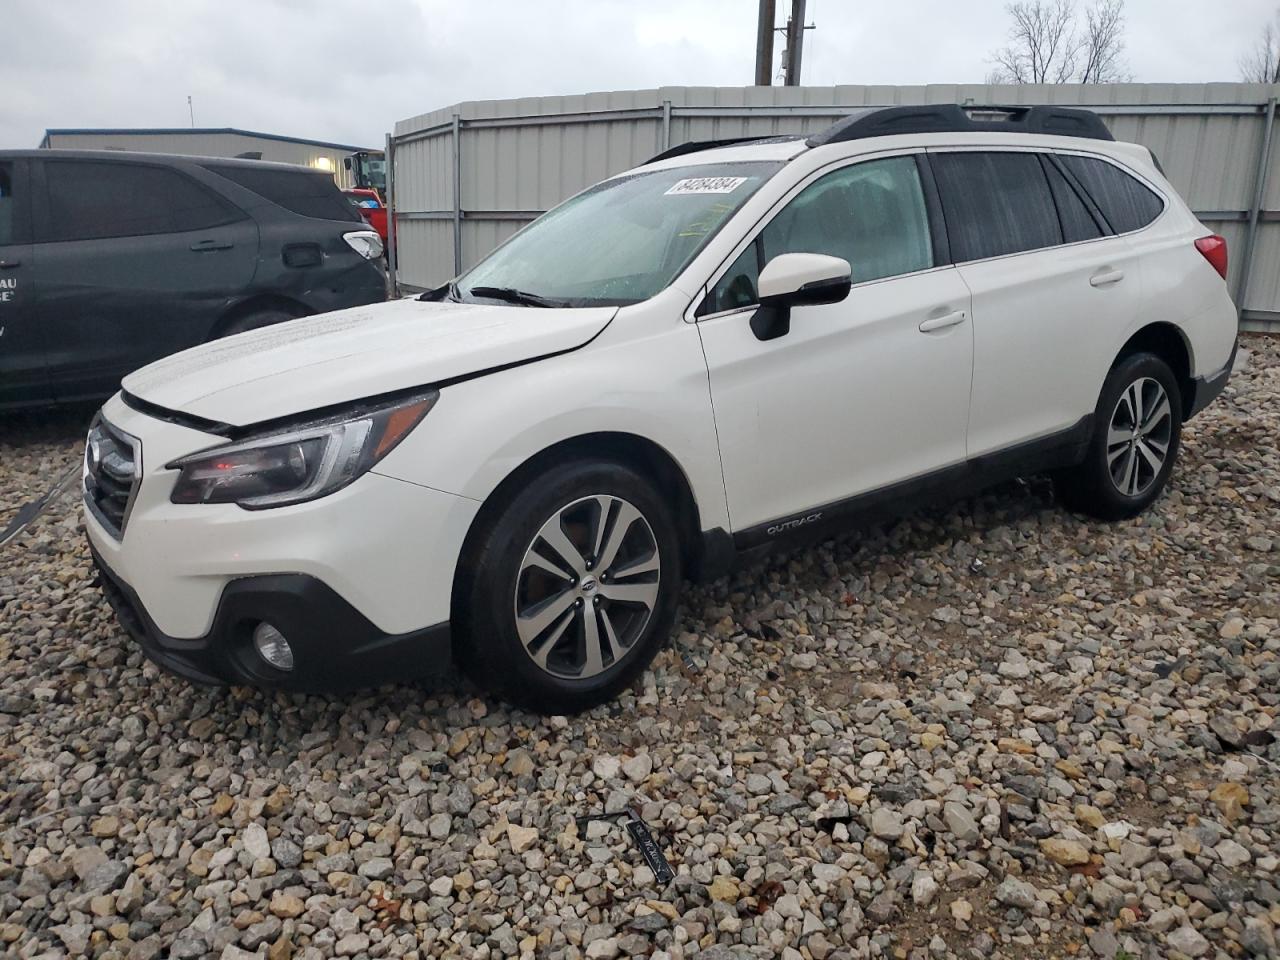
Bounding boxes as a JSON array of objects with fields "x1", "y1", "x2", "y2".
[
  {"x1": 1078, "y1": 0, "x2": 1129, "y2": 82},
  {"x1": 988, "y1": 0, "x2": 1131, "y2": 84},
  {"x1": 1240, "y1": 9, "x2": 1280, "y2": 83}
]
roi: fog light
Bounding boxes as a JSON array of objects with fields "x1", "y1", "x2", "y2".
[{"x1": 253, "y1": 623, "x2": 294, "y2": 672}]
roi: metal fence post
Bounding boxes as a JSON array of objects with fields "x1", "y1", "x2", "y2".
[
  {"x1": 1236, "y1": 95, "x2": 1277, "y2": 317},
  {"x1": 452, "y1": 113, "x2": 463, "y2": 277},
  {"x1": 384, "y1": 132, "x2": 398, "y2": 296},
  {"x1": 662, "y1": 100, "x2": 672, "y2": 152}
]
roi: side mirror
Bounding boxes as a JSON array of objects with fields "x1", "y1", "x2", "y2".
[{"x1": 752, "y1": 252, "x2": 852, "y2": 341}]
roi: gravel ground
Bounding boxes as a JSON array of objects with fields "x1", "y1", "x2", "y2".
[{"x1": 1, "y1": 337, "x2": 1278, "y2": 960}]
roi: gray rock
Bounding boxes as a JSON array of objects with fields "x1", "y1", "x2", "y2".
[
  {"x1": 943, "y1": 802, "x2": 979, "y2": 843},
  {"x1": 870, "y1": 807, "x2": 904, "y2": 840},
  {"x1": 270, "y1": 837, "x2": 302, "y2": 869},
  {"x1": 994, "y1": 877, "x2": 1037, "y2": 910},
  {"x1": 83, "y1": 859, "x2": 130, "y2": 894},
  {"x1": 1167, "y1": 924, "x2": 1210, "y2": 958},
  {"x1": 358, "y1": 856, "x2": 395, "y2": 880}
]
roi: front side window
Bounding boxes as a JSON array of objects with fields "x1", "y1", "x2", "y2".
[
  {"x1": 706, "y1": 155, "x2": 934, "y2": 312},
  {"x1": 0, "y1": 162, "x2": 14, "y2": 245},
  {"x1": 931, "y1": 152, "x2": 1062, "y2": 262},
  {"x1": 456, "y1": 161, "x2": 781, "y2": 307},
  {"x1": 1059, "y1": 155, "x2": 1164, "y2": 234},
  {"x1": 45, "y1": 161, "x2": 244, "y2": 242}
]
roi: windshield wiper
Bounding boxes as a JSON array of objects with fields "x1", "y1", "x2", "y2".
[{"x1": 466, "y1": 285, "x2": 565, "y2": 308}]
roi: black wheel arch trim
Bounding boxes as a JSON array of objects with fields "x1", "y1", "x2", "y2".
[{"x1": 1184, "y1": 339, "x2": 1236, "y2": 420}]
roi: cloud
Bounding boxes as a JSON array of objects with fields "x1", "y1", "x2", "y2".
[{"x1": 2, "y1": 0, "x2": 1272, "y2": 150}]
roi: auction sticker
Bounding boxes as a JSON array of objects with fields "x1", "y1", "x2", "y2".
[{"x1": 665, "y1": 176, "x2": 748, "y2": 195}]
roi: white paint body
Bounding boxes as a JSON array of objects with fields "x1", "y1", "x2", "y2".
[{"x1": 86, "y1": 130, "x2": 1238, "y2": 643}]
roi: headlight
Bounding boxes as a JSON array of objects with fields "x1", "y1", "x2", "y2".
[
  {"x1": 168, "y1": 392, "x2": 437, "y2": 508},
  {"x1": 343, "y1": 230, "x2": 384, "y2": 260}
]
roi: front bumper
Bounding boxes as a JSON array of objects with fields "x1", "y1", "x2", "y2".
[
  {"x1": 91, "y1": 542, "x2": 451, "y2": 691},
  {"x1": 82, "y1": 393, "x2": 480, "y2": 692}
]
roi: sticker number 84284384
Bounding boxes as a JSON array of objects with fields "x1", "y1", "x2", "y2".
[{"x1": 664, "y1": 176, "x2": 748, "y2": 196}]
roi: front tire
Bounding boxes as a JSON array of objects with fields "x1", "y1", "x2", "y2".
[
  {"x1": 1057, "y1": 351, "x2": 1182, "y2": 520},
  {"x1": 454, "y1": 460, "x2": 682, "y2": 714}
]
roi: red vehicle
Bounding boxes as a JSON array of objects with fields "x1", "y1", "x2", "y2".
[{"x1": 343, "y1": 188, "x2": 387, "y2": 246}]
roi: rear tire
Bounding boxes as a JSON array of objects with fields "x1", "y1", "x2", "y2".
[
  {"x1": 454, "y1": 459, "x2": 682, "y2": 714},
  {"x1": 216, "y1": 308, "x2": 296, "y2": 339},
  {"x1": 1056, "y1": 352, "x2": 1182, "y2": 520}
]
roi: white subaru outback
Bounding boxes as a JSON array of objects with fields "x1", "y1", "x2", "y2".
[{"x1": 85, "y1": 105, "x2": 1237, "y2": 713}]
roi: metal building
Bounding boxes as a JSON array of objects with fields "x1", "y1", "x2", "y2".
[
  {"x1": 387, "y1": 83, "x2": 1280, "y2": 332},
  {"x1": 40, "y1": 128, "x2": 381, "y2": 189}
]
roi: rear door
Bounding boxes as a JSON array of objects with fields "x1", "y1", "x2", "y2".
[
  {"x1": 32, "y1": 158, "x2": 258, "y2": 401},
  {"x1": 0, "y1": 158, "x2": 45, "y2": 406},
  {"x1": 930, "y1": 149, "x2": 1145, "y2": 458}
]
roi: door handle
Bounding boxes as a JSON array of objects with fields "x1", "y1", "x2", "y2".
[
  {"x1": 0, "y1": 260, "x2": 20, "y2": 269},
  {"x1": 189, "y1": 239, "x2": 233, "y2": 252},
  {"x1": 1090, "y1": 267, "x2": 1125, "y2": 287},
  {"x1": 919, "y1": 310, "x2": 967, "y2": 333}
]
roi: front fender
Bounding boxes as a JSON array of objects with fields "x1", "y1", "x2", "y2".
[{"x1": 372, "y1": 306, "x2": 731, "y2": 534}]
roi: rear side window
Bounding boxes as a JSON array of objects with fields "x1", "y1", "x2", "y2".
[
  {"x1": 207, "y1": 164, "x2": 362, "y2": 222},
  {"x1": 1059, "y1": 155, "x2": 1164, "y2": 233},
  {"x1": 44, "y1": 160, "x2": 244, "y2": 242},
  {"x1": 1044, "y1": 159, "x2": 1105, "y2": 243},
  {"x1": 932, "y1": 152, "x2": 1062, "y2": 262}
]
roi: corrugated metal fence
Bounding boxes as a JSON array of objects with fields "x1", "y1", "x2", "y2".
[{"x1": 388, "y1": 84, "x2": 1280, "y2": 332}]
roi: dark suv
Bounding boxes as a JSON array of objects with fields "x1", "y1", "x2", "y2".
[{"x1": 0, "y1": 151, "x2": 388, "y2": 409}]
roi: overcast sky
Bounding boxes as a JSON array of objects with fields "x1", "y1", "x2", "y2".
[{"x1": 4, "y1": 0, "x2": 1277, "y2": 149}]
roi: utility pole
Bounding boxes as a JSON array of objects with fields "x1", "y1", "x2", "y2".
[
  {"x1": 783, "y1": 0, "x2": 808, "y2": 86},
  {"x1": 187, "y1": 96, "x2": 195, "y2": 128},
  {"x1": 754, "y1": 0, "x2": 776, "y2": 86}
]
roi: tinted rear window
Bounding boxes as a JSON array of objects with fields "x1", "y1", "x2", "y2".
[
  {"x1": 205, "y1": 164, "x2": 362, "y2": 222},
  {"x1": 1060, "y1": 155, "x2": 1163, "y2": 233},
  {"x1": 44, "y1": 160, "x2": 245, "y2": 242},
  {"x1": 931, "y1": 152, "x2": 1062, "y2": 262},
  {"x1": 1044, "y1": 158, "x2": 1105, "y2": 243},
  {"x1": 0, "y1": 162, "x2": 15, "y2": 245}
]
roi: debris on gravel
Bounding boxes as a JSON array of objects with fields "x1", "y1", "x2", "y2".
[{"x1": 1, "y1": 338, "x2": 1278, "y2": 959}]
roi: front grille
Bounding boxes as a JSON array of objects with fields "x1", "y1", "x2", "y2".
[{"x1": 84, "y1": 416, "x2": 141, "y2": 539}]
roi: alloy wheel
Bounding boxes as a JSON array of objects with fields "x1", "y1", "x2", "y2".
[
  {"x1": 513, "y1": 495, "x2": 661, "y2": 680},
  {"x1": 1106, "y1": 376, "x2": 1173, "y2": 497}
]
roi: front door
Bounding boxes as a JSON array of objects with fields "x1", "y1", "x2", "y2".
[
  {"x1": 32, "y1": 157, "x2": 258, "y2": 402},
  {"x1": 696, "y1": 154, "x2": 974, "y2": 541},
  {"x1": 0, "y1": 158, "x2": 45, "y2": 407}
]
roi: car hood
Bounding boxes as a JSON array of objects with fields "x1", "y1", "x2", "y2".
[{"x1": 122, "y1": 297, "x2": 617, "y2": 427}]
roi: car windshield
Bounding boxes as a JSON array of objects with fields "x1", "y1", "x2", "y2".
[{"x1": 455, "y1": 160, "x2": 782, "y2": 307}]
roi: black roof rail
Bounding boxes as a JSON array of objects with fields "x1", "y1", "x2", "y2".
[
  {"x1": 806, "y1": 104, "x2": 1114, "y2": 147},
  {"x1": 644, "y1": 134, "x2": 805, "y2": 165}
]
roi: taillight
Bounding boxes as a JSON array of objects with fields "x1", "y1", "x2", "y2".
[{"x1": 1195, "y1": 235, "x2": 1228, "y2": 280}]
